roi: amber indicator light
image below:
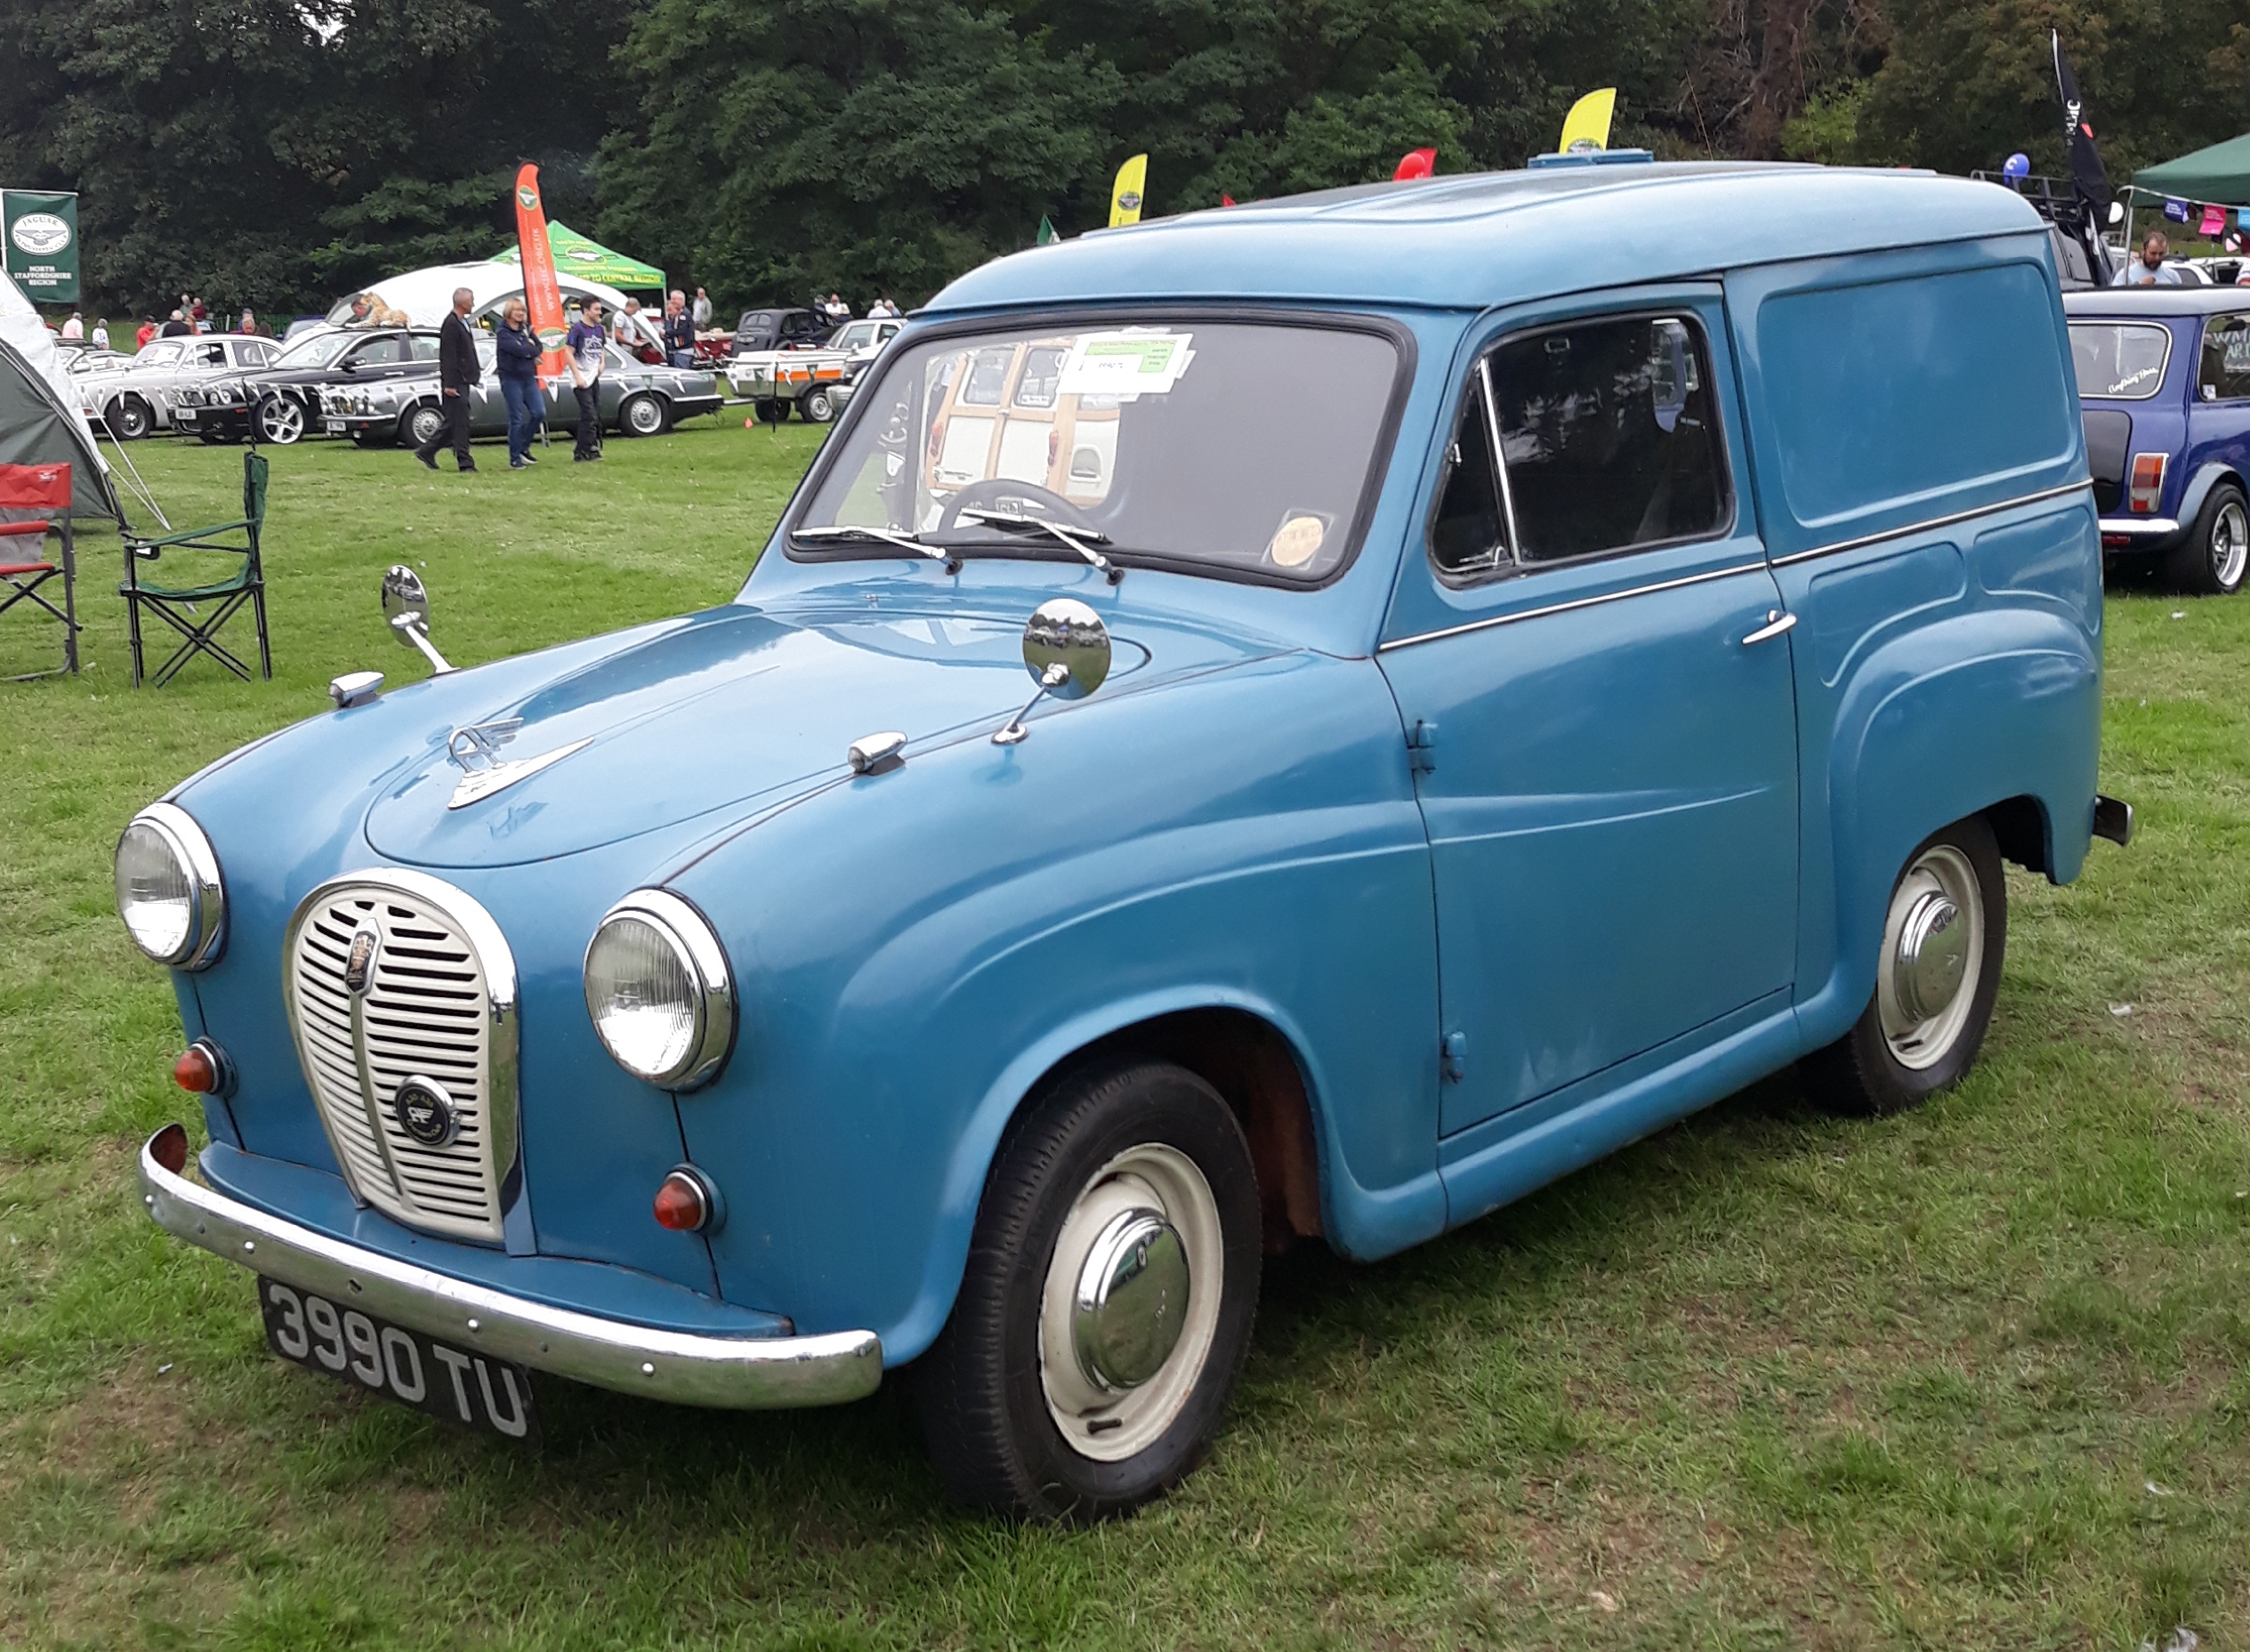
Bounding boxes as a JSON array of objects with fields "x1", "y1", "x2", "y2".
[
  {"x1": 652, "y1": 1170, "x2": 709, "y2": 1233},
  {"x1": 173, "y1": 1045, "x2": 217, "y2": 1093}
]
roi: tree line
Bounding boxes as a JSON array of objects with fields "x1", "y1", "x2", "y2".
[{"x1": 4, "y1": 0, "x2": 2245, "y2": 322}]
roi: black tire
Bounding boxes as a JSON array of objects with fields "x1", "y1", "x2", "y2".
[
  {"x1": 109, "y1": 397, "x2": 152, "y2": 440},
  {"x1": 912, "y1": 1059, "x2": 1262, "y2": 1521},
  {"x1": 800, "y1": 385, "x2": 836, "y2": 423},
  {"x1": 619, "y1": 392, "x2": 666, "y2": 438},
  {"x1": 753, "y1": 399, "x2": 789, "y2": 424},
  {"x1": 401, "y1": 403, "x2": 444, "y2": 450},
  {"x1": 1800, "y1": 814, "x2": 2006, "y2": 1116},
  {"x1": 2165, "y1": 481, "x2": 2248, "y2": 596}
]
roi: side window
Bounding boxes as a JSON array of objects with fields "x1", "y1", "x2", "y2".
[
  {"x1": 1486, "y1": 314, "x2": 1730, "y2": 564},
  {"x1": 412, "y1": 334, "x2": 441, "y2": 362},
  {"x1": 2198, "y1": 316, "x2": 2250, "y2": 400},
  {"x1": 193, "y1": 342, "x2": 226, "y2": 367},
  {"x1": 1430, "y1": 371, "x2": 1505, "y2": 576}
]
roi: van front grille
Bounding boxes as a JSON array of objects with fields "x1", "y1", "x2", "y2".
[{"x1": 284, "y1": 874, "x2": 520, "y2": 1244}]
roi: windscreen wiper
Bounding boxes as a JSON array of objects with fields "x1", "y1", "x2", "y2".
[
  {"x1": 792, "y1": 523, "x2": 960, "y2": 572},
  {"x1": 952, "y1": 507, "x2": 1121, "y2": 584}
]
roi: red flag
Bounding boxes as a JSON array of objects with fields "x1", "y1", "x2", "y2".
[
  {"x1": 512, "y1": 165, "x2": 571, "y2": 384},
  {"x1": 1221, "y1": 193, "x2": 1237, "y2": 207},
  {"x1": 1395, "y1": 149, "x2": 1436, "y2": 181}
]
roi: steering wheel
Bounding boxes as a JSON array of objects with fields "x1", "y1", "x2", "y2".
[{"x1": 937, "y1": 478, "x2": 1102, "y2": 536}]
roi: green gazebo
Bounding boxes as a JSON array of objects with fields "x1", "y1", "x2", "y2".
[{"x1": 493, "y1": 222, "x2": 665, "y2": 293}]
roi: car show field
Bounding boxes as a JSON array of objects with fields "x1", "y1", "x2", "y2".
[{"x1": 3, "y1": 428, "x2": 2248, "y2": 1645}]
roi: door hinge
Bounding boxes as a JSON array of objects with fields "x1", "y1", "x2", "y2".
[
  {"x1": 1440, "y1": 1030, "x2": 1467, "y2": 1083},
  {"x1": 1407, "y1": 719, "x2": 1439, "y2": 775}
]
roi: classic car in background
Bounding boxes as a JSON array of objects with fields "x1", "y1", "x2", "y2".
[
  {"x1": 729, "y1": 306, "x2": 834, "y2": 357},
  {"x1": 726, "y1": 317, "x2": 904, "y2": 423},
  {"x1": 172, "y1": 327, "x2": 441, "y2": 445},
  {"x1": 125, "y1": 163, "x2": 2123, "y2": 1521},
  {"x1": 74, "y1": 334, "x2": 282, "y2": 439},
  {"x1": 2067, "y1": 286, "x2": 2250, "y2": 592},
  {"x1": 324, "y1": 340, "x2": 722, "y2": 446}
]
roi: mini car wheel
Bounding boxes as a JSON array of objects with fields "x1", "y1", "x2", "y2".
[
  {"x1": 2167, "y1": 481, "x2": 2248, "y2": 596},
  {"x1": 402, "y1": 403, "x2": 444, "y2": 449},
  {"x1": 800, "y1": 385, "x2": 836, "y2": 423},
  {"x1": 1800, "y1": 814, "x2": 2005, "y2": 1116},
  {"x1": 108, "y1": 396, "x2": 152, "y2": 440},
  {"x1": 913, "y1": 1059, "x2": 1262, "y2": 1520},
  {"x1": 620, "y1": 392, "x2": 666, "y2": 437},
  {"x1": 256, "y1": 396, "x2": 305, "y2": 445}
]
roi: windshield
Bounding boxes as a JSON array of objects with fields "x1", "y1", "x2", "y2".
[
  {"x1": 796, "y1": 319, "x2": 1400, "y2": 583},
  {"x1": 135, "y1": 340, "x2": 185, "y2": 366},
  {"x1": 2071, "y1": 323, "x2": 2173, "y2": 399},
  {"x1": 273, "y1": 330, "x2": 356, "y2": 370},
  {"x1": 834, "y1": 323, "x2": 878, "y2": 351}
]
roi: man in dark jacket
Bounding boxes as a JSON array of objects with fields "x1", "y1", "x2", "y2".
[{"x1": 416, "y1": 287, "x2": 482, "y2": 472}]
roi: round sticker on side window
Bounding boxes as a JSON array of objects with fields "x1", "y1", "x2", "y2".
[{"x1": 1265, "y1": 510, "x2": 1333, "y2": 569}]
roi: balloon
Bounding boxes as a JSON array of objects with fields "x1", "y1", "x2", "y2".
[{"x1": 2003, "y1": 152, "x2": 2030, "y2": 181}]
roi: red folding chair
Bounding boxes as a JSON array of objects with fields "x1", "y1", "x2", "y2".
[{"x1": 0, "y1": 463, "x2": 77, "y2": 680}]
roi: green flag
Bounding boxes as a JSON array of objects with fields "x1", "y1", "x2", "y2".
[{"x1": 1036, "y1": 215, "x2": 1058, "y2": 246}]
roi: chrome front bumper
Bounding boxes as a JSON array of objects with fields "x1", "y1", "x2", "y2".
[{"x1": 137, "y1": 1126, "x2": 883, "y2": 1409}]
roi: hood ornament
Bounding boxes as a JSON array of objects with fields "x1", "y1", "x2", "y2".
[{"x1": 444, "y1": 716, "x2": 592, "y2": 810}]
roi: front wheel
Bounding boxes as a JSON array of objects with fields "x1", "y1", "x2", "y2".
[
  {"x1": 2167, "y1": 481, "x2": 2248, "y2": 596},
  {"x1": 912, "y1": 1059, "x2": 1262, "y2": 1520},
  {"x1": 619, "y1": 392, "x2": 666, "y2": 437},
  {"x1": 108, "y1": 397, "x2": 152, "y2": 440},
  {"x1": 401, "y1": 403, "x2": 444, "y2": 449},
  {"x1": 799, "y1": 385, "x2": 835, "y2": 423},
  {"x1": 1800, "y1": 814, "x2": 2006, "y2": 1116},
  {"x1": 256, "y1": 396, "x2": 304, "y2": 445}
]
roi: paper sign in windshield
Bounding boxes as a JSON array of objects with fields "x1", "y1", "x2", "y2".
[{"x1": 1056, "y1": 332, "x2": 1195, "y2": 398}]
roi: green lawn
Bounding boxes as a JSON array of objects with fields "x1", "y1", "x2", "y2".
[{"x1": 4, "y1": 429, "x2": 2247, "y2": 1648}]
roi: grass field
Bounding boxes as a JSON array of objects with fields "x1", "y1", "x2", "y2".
[{"x1": 4, "y1": 426, "x2": 2247, "y2": 1648}]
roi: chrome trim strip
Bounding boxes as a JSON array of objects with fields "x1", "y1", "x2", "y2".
[
  {"x1": 1477, "y1": 360, "x2": 1520, "y2": 560},
  {"x1": 2098, "y1": 516, "x2": 2179, "y2": 537},
  {"x1": 1377, "y1": 559, "x2": 1769, "y2": 652},
  {"x1": 1769, "y1": 480, "x2": 2093, "y2": 568},
  {"x1": 138, "y1": 1130, "x2": 883, "y2": 1410}
]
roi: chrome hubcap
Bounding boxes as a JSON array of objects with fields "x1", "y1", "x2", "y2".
[
  {"x1": 2212, "y1": 500, "x2": 2246, "y2": 588},
  {"x1": 1877, "y1": 843, "x2": 1984, "y2": 1070},
  {"x1": 1071, "y1": 1209, "x2": 1189, "y2": 1391},
  {"x1": 1039, "y1": 1142, "x2": 1221, "y2": 1463}
]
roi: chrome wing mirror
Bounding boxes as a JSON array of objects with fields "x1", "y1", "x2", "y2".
[
  {"x1": 383, "y1": 564, "x2": 455, "y2": 674},
  {"x1": 993, "y1": 598, "x2": 1110, "y2": 745}
]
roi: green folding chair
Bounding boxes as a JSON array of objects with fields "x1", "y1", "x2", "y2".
[{"x1": 121, "y1": 450, "x2": 271, "y2": 687}]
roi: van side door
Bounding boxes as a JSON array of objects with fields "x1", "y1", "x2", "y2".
[{"x1": 1377, "y1": 286, "x2": 1800, "y2": 1145}]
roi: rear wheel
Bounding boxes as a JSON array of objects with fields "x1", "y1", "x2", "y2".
[
  {"x1": 402, "y1": 403, "x2": 444, "y2": 449},
  {"x1": 109, "y1": 397, "x2": 152, "y2": 440},
  {"x1": 2167, "y1": 481, "x2": 2248, "y2": 596},
  {"x1": 1800, "y1": 814, "x2": 2006, "y2": 1116},
  {"x1": 913, "y1": 1059, "x2": 1262, "y2": 1520},
  {"x1": 753, "y1": 399, "x2": 789, "y2": 424},
  {"x1": 255, "y1": 396, "x2": 304, "y2": 445},
  {"x1": 800, "y1": 385, "x2": 836, "y2": 423},
  {"x1": 619, "y1": 392, "x2": 666, "y2": 437}
]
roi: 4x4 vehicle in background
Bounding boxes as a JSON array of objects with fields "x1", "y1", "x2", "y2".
[
  {"x1": 326, "y1": 338, "x2": 723, "y2": 446},
  {"x1": 729, "y1": 306, "x2": 833, "y2": 356},
  {"x1": 726, "y1": 316, "x2": 905, "y2": 423},
  {"x1": 125, "y1": 162, "x2": 2124, "y2": 1521},
  {"x1": 74, "y1": 334, "x2": 281, "y2": 440},
  {"x1": 173, "y1": 327, "x2": 440, "y2": 446},
  {"x1": 2066, "y1": 286, "x2": 2250, "y2": 593}
]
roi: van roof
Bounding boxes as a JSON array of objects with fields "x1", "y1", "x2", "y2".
[
  {"x1": 2063, "y1": 286, "x2": 2249, "y2": 317},
  {"x1": 926, "y1": 163, "x2": 2047, "y2": 316}
]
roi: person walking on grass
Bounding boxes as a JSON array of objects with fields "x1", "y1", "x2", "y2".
[
  {"x1": 416, "y1": 286, "x2": 481, "y2": 473},
  {"x1": 495, "y1": 298, "x2": 542, "y2": 470},
  {"x1": 566, "y1": 300, "x2": 607, "y2": 462}
]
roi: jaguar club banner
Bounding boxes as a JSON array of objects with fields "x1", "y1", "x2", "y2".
[
  {"x1": 3, "y1": 191, "x2": 78, "y2": 303},
  {"x1": 512, "y1": 165, "x2": 572, "y2": 383}
]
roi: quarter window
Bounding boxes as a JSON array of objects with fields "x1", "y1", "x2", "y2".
[
  {"x1": 1430, "y1": 374, "x2": 1505, "y2": 576},
  {"x1": 2198, "y1": 316, "x2": 2250, "y2": 401}
]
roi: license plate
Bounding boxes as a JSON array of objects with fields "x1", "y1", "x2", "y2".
[
  {"x1": 173, "y1": 410, "x2": 195, "y2": 425},
  {"x1": 325, "y1": 419, "x2": 347, "y2": 432},
  {"x1": 258, "y1": 1277, "x2": 540, "y2": 1442}
]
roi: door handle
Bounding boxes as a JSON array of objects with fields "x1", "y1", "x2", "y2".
[{"x1": 1741, "y1": 609, "x2": 1797, "y2": 646}]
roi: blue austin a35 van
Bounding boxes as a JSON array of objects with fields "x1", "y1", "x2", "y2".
[{"x1": 125, "y1": 162, "x2": 2126, "y2": 1519}]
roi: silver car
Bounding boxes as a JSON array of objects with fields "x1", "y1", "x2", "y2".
[
  {"x1": 325, "y1": 341, "x2": 724, "y2": 446},
  {"x1": 77, "y1": 335, "x2": 282, "y2": 439}
]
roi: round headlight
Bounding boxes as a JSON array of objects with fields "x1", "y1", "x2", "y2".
[
  {"x1": 115, "y1": 802, "x2": 225, "y2": 967},
  {"x1": 584, "y1": 890, "x2": 734, "y2": 1089}
]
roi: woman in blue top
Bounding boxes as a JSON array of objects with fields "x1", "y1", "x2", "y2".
[{"x1": 494, "y1": 301, "x2": 544, "y2": 469}]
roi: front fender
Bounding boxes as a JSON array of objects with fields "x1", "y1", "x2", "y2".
[
  {"x1": 1797, "y1": 607, "x2": 2100, "y2": 1048},
  {"x1": 666, "y1": 650, "x2": 1443, "y2": 1360}
]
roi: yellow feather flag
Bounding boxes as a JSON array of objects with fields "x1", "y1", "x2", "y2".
[
  {"x1": 1558, "y1": 89, "x2": 1617, "y2": 154},
  {"x1": 1109, "y1": 154, "x2": 1149, "y2": 229}
]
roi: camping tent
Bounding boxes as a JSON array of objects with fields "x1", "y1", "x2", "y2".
[
  {"x1": 0, "y1": 268, "x2": 117, "y2": 520},
  {"x1": 491, "y1": 222, "x2": 664, "y2": 291},
  {"x1": 325, "y1": 260, "x2": 665, "y2": 350},
  {"x1": 2131, "y1": 134, "x2": 2250, "y2": 208}
]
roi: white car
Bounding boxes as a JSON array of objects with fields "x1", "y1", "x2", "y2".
[
  {"x1": 725, "y1": 317, "x2": 904, "y2": 423},
  {"x1": 77, "y1": 334, "x2": 282, "y2": 439}
]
